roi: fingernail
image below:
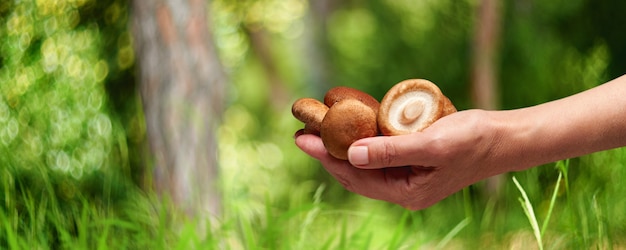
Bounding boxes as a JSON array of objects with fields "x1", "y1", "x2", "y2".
[{"x1": 348, "y1": 146, "x2": 369, "y2": 166}]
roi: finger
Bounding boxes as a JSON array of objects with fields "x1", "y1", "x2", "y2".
[
  {"x1": 295, "y1": 133, "x2": 356, "y2": 169},
  {"x1": 321, "y1": 160, "x2": 398, "y2": 202},
  {"x1": 294, "y1": 133, "x2": 329, "y2": 160},
  {"x1": 296, "y1": 133, "x2": 431, "y2": 207},
  {"x1": 323, "y1": 164, "x2": 435, "y2": 208},
  {"x1": 294, "y1": 134, "x2": 364, "y2": 190},
  {"x1": 348, "y1": 134, "x2": 440, "y2": 169}
]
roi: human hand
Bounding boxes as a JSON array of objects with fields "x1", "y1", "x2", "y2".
[
  {"x1": 296, "y1": 75, "x2": 626, "y2": 209},
  {"x1": 295, "y1": 109, "x2": 509, "y2": 210}
]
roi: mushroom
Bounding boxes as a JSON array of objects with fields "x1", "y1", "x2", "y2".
[
  {"x1": 321, "y1": 99, "x2": 378, "y2": 160},
  {"x1": 324, "y1": 86, "x2": 380, "y2": 114},
  {"x1": 292, "y1": 97, "x2": 329, "y2": 135},
  {"x1": 295, "y1": 80, "x2": 455, "y2": 159},
  {"x1": 292, "y1": 87, "x2": 380, "y2": 160},
  {"x1": 378, "y1": 79, "x2": 456, "y2": 136}
]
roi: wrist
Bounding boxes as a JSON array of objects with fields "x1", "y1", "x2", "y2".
[{"x1": 487, "y1": 108, "x2": 543, "y2": 172}]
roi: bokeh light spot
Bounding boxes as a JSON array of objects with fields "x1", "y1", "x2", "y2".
[
  {"x1": 70, "y1": 159, "x2": 83, "y2": 179},
  {"x1": 43, "y1": 16, "x2": 58, "y2": 36},
  {"x1": 117, "y1": 46, "x2": 134, "y2": 70},
  {"x1": 105, "y1": 3, "x2": 121, "y2": 25},
  {"x1": 66, "y1": 9, "x2": 80, "y2": 28},
  {"x1": 6, "y1": 118, "x2": 19, "y2": 141},
  {"x1": 25, "y1": 132, "x2": 44, "y2": 157},
  {"x1": 89, "y1": 113, "x2": 112, "y2": 138},
  {"x1": 1, "y1": 118, "x2": 19, "y2": 146},
  {"x1": 88, "y1": 92, "x2": 104, "y2": 112},
  {"x1": 256, "y1": 142, "x2": 283, "y2": 169},
  {"x1": 0, "y1": 101, "x2": 11, "y2": 123},
  {"x1": 41, "y1": 38, "x2": 59, "y2": 73},
  {"x1": 94, "y1": 60, "x2": 109, "y2": 82},
  {"x1": 56, "y1": 150, "x2": 71, "y2": 173},
  {"x1": 18, "y1": 32, "x2": 32, "y2": 51},
  {"x1": 66, "y1": 55, "x2": 86, "y2": 79}
]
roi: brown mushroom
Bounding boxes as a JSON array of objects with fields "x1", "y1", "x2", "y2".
[
  {"x1": 292, "y1": 97, "x2": 329, "y2": 135},
  {"x1": 292, "y1": 86, "x2": 381, "y2": 160},
  {"x1": 321, "y1": 99, "x2": 378, "y2": 160},
  {"x1": 378, "y1": 79, "x2": 457, "y2": 136},
  {"x1": 324, "y1": 86, "x2": 380, "y2": 115}
]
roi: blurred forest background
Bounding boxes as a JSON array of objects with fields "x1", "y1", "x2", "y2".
[{"x1": 1, "y1": 0, "x2": 625, "y2": 248}]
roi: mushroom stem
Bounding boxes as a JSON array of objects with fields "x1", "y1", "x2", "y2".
[
  {"x1": 400, "y1": 100, "x2": 424, "y2": 124},
  {"x1": 292, "y1": 98, "x2": 329, "y2": 134}
]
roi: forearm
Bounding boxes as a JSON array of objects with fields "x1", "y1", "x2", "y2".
[{"x1": 496, "y1": 75, "x2": 626, "y2": 171}]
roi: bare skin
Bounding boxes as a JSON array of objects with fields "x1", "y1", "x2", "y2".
[{"x1": 294, "y1": 74, "x2": 626, "y2": 210}]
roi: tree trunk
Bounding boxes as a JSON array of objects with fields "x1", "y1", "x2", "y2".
[
  {"x1": 471, "y1": 0, "x2": 503, "y2": 196},
  {"x1": 131, "y1": 0, "x2": 225, "y2": 217},
  {"x1": 302, "y1": 0, "x2": 336, "y2": 97},
  {"x1": 471, "y1": 0, "x2": 501, "y2": 110}
]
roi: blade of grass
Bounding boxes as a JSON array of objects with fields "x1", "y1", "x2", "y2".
[
  {"x1": 96, "y1": 222, "x2": 111, "y2": 250},
  {"x1": 577, "y1": 200, "x2": 590, "y2": 246},
  {"x1": 0, "y1": 209, "x2": 19, "y2": 250},
  {"x1": 512, "y1": 176, "x2": 543, "y2": 250},
  {"x1": 462, "y1": 187, "x2": 473, "y2": 220},
  {"x1": 262, "y1": 194, "x2": 278, "y2": 250},
  {"x1": 540, "y1": 171, "x2": 562, "y2": 237},
  {"x1": 339, "y1": 217, "x2": 348, "y2": 250},
  {"x1": 35, "y1": 196, "x2": 49, "y2": 243},
  {"x1": 238, "y1": 210, "x2": 258, "y2": 250},
  {"x1": 556, "y1": 159, "x2": 570, "y2": 199},
  {"x1": 592, "y1": 193, "x2": 607, "y2": 249},
  {"x1": 386, "y1": 209, "x2": 411, "y2": 250},
  {"x1": 320, "y1": 233, "x2": 337, "y2": 250},
  {"x1": 435, "y1": 217, "x2": 471, "y2": 250},
  {"x1": 49, "y1": 213, "x2": 75, "y2": 249},
  {"x1": 175, "y1": 219, "x2": 201, "y2": 250},
  {"x1": 359, "y1": 231, "x2": 374, "y2": 250},
  {"x1": 77, "y1": 201, "x2": 90, "y2": 248},
  {"x1": 479, "y1": 197, "x2": 496, "y2": 231},
  {"x1": 296, "y1": 184, "x2": 325, "y2": 249}
]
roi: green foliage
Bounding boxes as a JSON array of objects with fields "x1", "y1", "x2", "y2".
[
  {"x1": 0, "y1": 0, "x2": 133, "y2": 182},
  {"x1": 0, "y1": 178, "x2": 176, "y2": 249},
  {"x1": 327, "y1": 0, "x2": 474, "y2": 105},
  {"x1": 0, "y1": 0, "x2": 146, "y2": 247}
]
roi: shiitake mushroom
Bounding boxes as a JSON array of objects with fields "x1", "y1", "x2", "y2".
[
  {"x1": 292, "y1": 80, "x2": 456, "y2": 160},
  {"x1": 378, "y1": 79, "x2": 456, "y2": 136}
]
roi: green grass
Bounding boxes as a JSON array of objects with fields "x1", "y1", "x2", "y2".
[{"x1": 2, "y1": 152, "x2": 626, "y2": 249}]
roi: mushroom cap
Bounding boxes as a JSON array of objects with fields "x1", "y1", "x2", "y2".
[
  {"x1": 321, "y1": 99, "x2": 378, "y2": 160},
  {"x1": 378, "y1": 79, "x2": 456, "y2": 136},
  {"x1": 292, "y1": 98, "x2": 329, "y2": 134},
  {"x1": 442, "y1": 96, "x2": 458, "y2": 115},
  {"x1": 324, "y1": 86, "x2": 380, "y2": 115}
]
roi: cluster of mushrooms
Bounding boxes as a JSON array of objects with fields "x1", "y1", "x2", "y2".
[{"x1": 292, "y1": 79, "x2": 457, "y2": 160}]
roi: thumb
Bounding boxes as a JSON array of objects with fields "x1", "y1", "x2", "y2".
[{"x1": 348, "y1": 134, "x2": 435, "y2": 169}]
